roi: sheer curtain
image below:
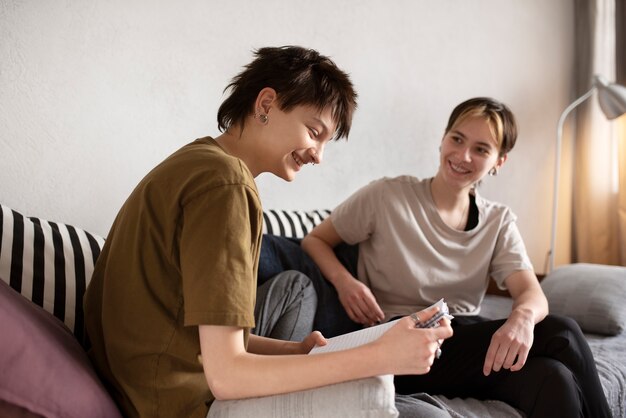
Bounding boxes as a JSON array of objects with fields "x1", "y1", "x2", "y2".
[
  {"x1": 617, "y1": 0, "x2": 626, "y2": 263},
  {"x1": 571, "y1": 0, "x2": 626, "y2": 266}
]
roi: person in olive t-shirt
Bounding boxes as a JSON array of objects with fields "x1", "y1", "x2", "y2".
[{"x1": 84, "y1": 46, "x2": 454, "y2": 418}]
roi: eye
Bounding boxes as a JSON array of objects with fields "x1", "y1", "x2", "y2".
[
  {"x1": 476, "y1": 147, "x2": 490, "y2": 155},
  {"x1": 308, "y1": 127, "x2": 320, "y2": 139},
  {"x1": 451, "y1": 135, "x2": 462, "y2": 144}
]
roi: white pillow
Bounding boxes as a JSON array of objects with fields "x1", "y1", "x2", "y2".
[
  {"x1": 207, "y1": 375, "x2": 398, "y2": 418},
  {"x1": 0, "y1": 203, "x2": 105, "y2": 341},
  {"x1": 541, "y1": 263, "x2": 626, "y2": 335}
]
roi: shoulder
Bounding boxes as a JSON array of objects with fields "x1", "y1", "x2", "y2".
[
  {"x1": 141, "y1": 137, "x2": 260, "y2": 205},
  {"x1": 362, "y1": 175, "x2": 425, "y2": 194},
  {"x1": 474, "y1": 192, "x2": 517, "y2": 224}
]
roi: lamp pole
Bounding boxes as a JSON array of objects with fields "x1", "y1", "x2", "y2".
[
  {"x1": 548, "y1": 75, "x2": 626, "y2": 273},
  {"x1": 548, "y1": 87, "x2": 594, "y2": 273}
]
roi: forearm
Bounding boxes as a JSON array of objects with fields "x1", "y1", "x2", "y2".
[
  {"x1": 301, "y1": 234, "x2": 353, "y2": 287},
  {"x1": 202, "y1": 317, "x2": 453, "y2": 400},
  {"x1": 506, "y1": 271, "x2": 549, "y2": 325},
  {"x1": 247, "y1": 334, "x2": 301, "y2": 355},
  {"x1": 510, "y1": 289, "x2": 548, "y2": 324},
  {"x1": 208, "y1": 342, "x2": 384, "y2": 400}
]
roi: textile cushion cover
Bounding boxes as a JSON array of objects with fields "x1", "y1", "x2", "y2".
[
  {"x1": 262, "y1": 209, "x2": 331, "y2": 238},
  {"x1": 0, "y1": 279, "x2": 122, "y2": 418},
  {"x1": 0, "y1": 204, "x2": 105, "y2": 341},
  {"x1": 208, "y1": 374, "x2": 398, "y2": 418},
  {"x1": 541, "y1": 263, "x2": 626, "y2": 335}
]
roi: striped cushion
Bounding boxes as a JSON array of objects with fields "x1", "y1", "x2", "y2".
[
  {"x1": 0, "y1": 204, "x2": 105, "y2": 341},
  {"x1": 262, "y1": 209, "x2": 331, "y2": 239}
]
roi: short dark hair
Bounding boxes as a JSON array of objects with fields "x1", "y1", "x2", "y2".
[
  {"x1": 445, "y1": 97, "x2": 518, "y2": 156},
  {"x1": 217, "y1": 46, "x2": 358, "y2": 140}
]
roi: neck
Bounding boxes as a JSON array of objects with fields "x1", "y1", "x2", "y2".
[
  {"x1": 430, "y1": 175, "x2": 471, "y2": 210},
  {"x1": 214, "y1": 127, "x2": 261, "y2": 177},
  {"x1": 430, "y1": 175, "x2": 471, "y2": 230}
]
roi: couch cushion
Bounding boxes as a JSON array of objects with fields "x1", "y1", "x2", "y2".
[
  {"x1": 541, "y1": 263, "x2": 626, "y2": 335},
  {"x1": 0, "y1": 278, "x2": 122, "y2": 418},
  {"x1": 262, "y1": 209, "x2": 330, "y2": 239},
  {"x1": 0, "y1": 204, "x2": 105, "y2": 341}
]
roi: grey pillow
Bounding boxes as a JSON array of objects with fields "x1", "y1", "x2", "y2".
[
  {"x1": 541, "y1": 263, "x2": 626, "y2": 335},
  {"x1": 207, "y1": 374, "x2": 398, "y2": 418}
]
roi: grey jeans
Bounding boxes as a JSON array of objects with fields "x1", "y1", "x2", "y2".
[{"x1": 252, "y1": 270, "x2": 317, "y2": 342}]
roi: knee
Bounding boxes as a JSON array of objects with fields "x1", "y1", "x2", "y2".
[
  {"x1": 523, "y1": 358, "x2": 581, "y2": 415},
  {"x1": 273, "y1": 270, "x2": 317, "y2": 302},
  {"x1": 541, "y1": 314, "x2": 581, "y2": 334},
  {"x1": 537, "y1": 314, "x2": 585, "y2": 344},
  {"x1": 535, "y1": 314, "x2": 591, "y2": 366}
]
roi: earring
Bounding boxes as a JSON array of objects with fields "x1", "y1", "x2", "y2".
[
  {"x1": 488, "y1": 167, "x2": 498, "y2": 176},
  {"x1": 254, "y1": 109, "x2": 269, "y2": 125}
]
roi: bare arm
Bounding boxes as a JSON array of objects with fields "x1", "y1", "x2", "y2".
[
  {"x1": 199, "y1": 306, "x2": 452, "y2": 400},
  {"x1": 301, "y1": 219, "x2": 384, "y2": 325},
  {"x1": 483, "y1": 270, "x2": 548, "y2": 375},
  {"x1": 247, "y1": 332, "x2": 326, "y2": 355}
]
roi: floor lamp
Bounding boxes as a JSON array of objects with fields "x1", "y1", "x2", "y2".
[{"x1": 549, "y1": 75, "x2": 626, "y2": 273}]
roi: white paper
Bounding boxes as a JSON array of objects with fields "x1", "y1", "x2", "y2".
[
  {"x1": 309, "y1": 299, "x2": 452, "y2": 355},
  {"x1": 309, "y1": 318, "x2": 400, "y2": 354}
]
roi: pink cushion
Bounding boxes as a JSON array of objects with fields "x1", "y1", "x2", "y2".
[{"x1": 0, "y1": 279, "x2": 121, "y2": 418}]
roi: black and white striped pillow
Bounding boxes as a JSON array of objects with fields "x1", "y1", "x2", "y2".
[
  {"x1": 0, "y1": 204, "x2": 105, "y2": 341},
  {"x1": 262, "y1": 209, "x2": 331, "y2": 239}
]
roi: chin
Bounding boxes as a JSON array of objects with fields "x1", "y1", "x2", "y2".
[{"x1": 275, "y1": 170, "x2": 296, "y2": 182}]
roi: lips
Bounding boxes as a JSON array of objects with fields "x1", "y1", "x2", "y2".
[
  {"x1": 449, "y1": 160, "x2": 471, "y2": 174},
  {"x1": 292, "y1": 151, "x2": 305, "y2": 167}
]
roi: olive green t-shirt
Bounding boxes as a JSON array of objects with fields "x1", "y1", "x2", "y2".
[{"x1": 84, "y1": 137, "x2": 263, "y2": 418}]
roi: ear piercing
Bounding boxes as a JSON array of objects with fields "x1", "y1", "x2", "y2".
[
  {"x1": 255, "y1": 110, "x2": 268, "y2": 125},
  {"x1": 488, "y1": 167, "x2": 498, "y2": 176}
]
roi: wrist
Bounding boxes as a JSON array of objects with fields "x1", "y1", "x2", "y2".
[
  {"x1": 329, "y1": 271, "x2": 357, "y2": 289},
  {"x1": 510, "y1": 306, "x2": 536, "y2": 325}
]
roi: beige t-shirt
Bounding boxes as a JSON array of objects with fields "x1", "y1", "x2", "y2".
[
  {"x1": 331, "y1": 175, "x2": 532, "y2": 321},
  {"x1": 84, "y1": 137, "x2": 263, "y2": 418}
]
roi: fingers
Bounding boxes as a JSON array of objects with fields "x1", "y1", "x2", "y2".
[
  {"x1": 416, "y1": 305, "x2": 441, "y2": 322},
  {"x1": 343, "y1": 291, "x2": 384, "y2": 326},
  {"x1": 431, "y1": 321, "x2": 453, "y2": 340},
  {"x1": 310, "y1": 330, "x2": 327, "y2": 347},
  {"x1": 302, "y1": 331, "x2": 327, "y2": 353},
  {"x1": 509, "y1": 346, "x2": 529, "y2": 372},
  {"x1": 483, "y1": 340, "x2": 529, "y2": 375},
  {"x1": 483, "y1": 341, "x2": 498, "y2": 376}
]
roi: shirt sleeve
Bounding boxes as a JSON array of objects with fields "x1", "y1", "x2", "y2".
[
  {"x1": 330, "y1": 179, "x2": 386, "y2": 245},
  {"x1": 179, "y1": 184, "x2": 261, "y2": 327},
  {"x1": 489, "y1": 208, "x2": 534, "y2": 288}
]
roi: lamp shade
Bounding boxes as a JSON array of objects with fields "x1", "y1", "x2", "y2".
[{"x1": 595, "y1": 75, "x2": 626, "y2": 119}]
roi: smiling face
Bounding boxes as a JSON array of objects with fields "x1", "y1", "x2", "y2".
[
  {"x1": 259, "y1": 104, "x2": 336, "y2": 181},
  {"x1": 437, "y1": 115, "x2": 506, "y2": 191}
]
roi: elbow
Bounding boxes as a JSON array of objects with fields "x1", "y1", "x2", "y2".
[
  {"x1": 301, "y1": 234, "x2": 313, "y2": 253},
  {"x1": 206, "y1": 373, "x2": 239, "y2": 401}
]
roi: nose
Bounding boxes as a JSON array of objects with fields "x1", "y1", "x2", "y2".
[
  {"x1": 459, "y1": 146, "x2": 471, "y2": 162},
  {"x1": 309, "y1": 144, "x2": 324, "y2": 164}
]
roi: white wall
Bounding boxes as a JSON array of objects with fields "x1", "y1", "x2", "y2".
[{"x1": 0, "y1": 0, "x2": 574, "y2": 274}]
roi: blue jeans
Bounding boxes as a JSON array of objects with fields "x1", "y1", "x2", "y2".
[{"x1": 257, "y1": 234, "x2": 361, "y2": 338}]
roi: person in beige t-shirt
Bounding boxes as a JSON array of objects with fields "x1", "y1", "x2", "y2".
[
  {"x1": 303, "y1": 97, "x2": 611, "y2": 418},
  {"x1": 84, "y1": 46, "x2": 453, "y2": 418}
]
